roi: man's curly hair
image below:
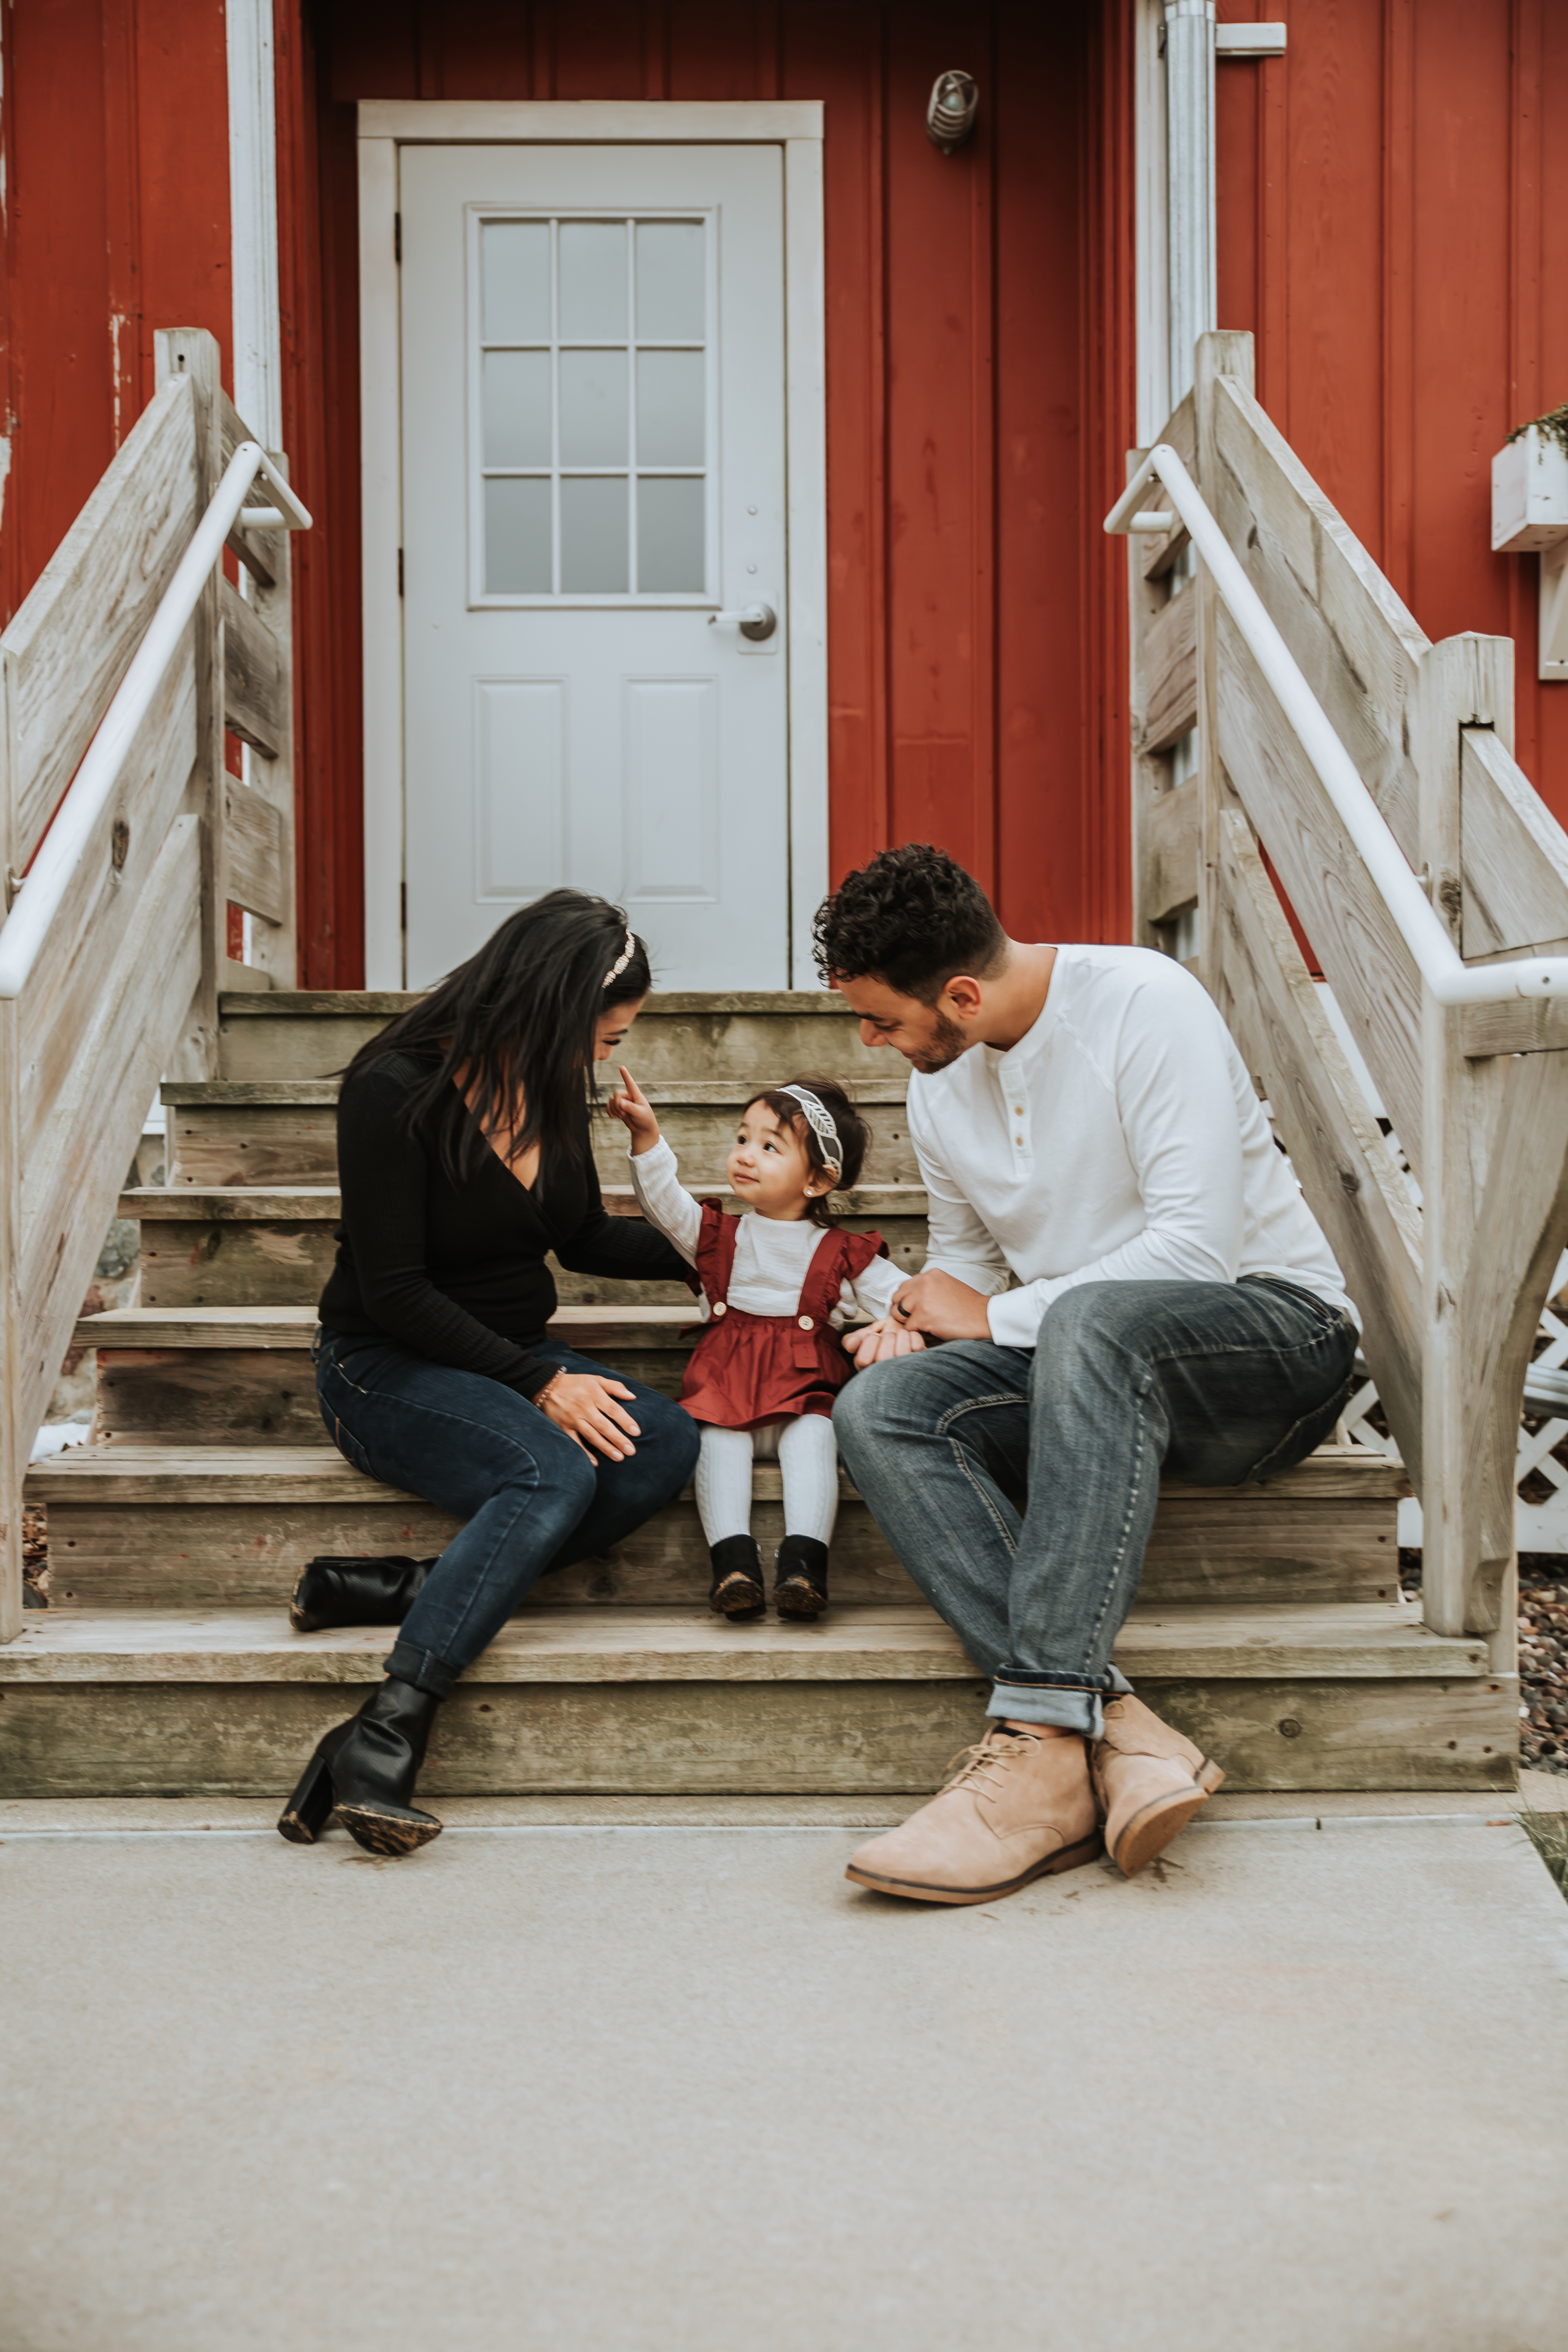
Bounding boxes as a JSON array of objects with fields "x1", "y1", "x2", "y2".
[{"x1": 812, "y1": 845, "x2": 1008, "y2": 1003}]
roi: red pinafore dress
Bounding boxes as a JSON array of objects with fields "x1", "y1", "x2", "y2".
[{"x1": 678, "y1": 1199, "x2": 889, "y2": 1432}]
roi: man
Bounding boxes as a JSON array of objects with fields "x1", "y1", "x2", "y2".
[{"x1": 824, "y1": 845, "x2": 1357, "y2": 1905}]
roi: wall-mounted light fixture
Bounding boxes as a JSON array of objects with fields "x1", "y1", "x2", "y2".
[
  {"x1": 1492, "y1": 411, "x2": 1568, "y2": 683},
  {"x1": 926, "y1": 71, "x2": 978, "y2": 154}
]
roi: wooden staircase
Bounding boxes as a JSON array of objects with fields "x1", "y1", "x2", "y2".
[{"x1": 3, "y1": 989, "x2": 1512, "y2": 1799}]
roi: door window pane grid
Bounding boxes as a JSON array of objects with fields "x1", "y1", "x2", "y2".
[{"x1": 476, "y1": 214, "x2": 709, "y2": 598}]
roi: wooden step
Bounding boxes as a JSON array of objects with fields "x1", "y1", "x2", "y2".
[
  {"x1": 164, "y1": 1077, "x2": 915, "y2": 1189},
  {"x1": 117, "y1": 1184, "x2": 932, "y2": 1309},
  {"x1": 0, "y1": 1601, "x2": 1514, "y2": 1797},
  {"x1": 216, "y1": 987, "x2": 893, "y2": 1087},
  {"x1": 31, "y1": 1429, "x2": 1408, "y2": 1611},
  {"x1": 163, "y1": 1081, "x2": 339, "y2": 1185},
  {"x1": 125, "y1": 1184, "x2": 340, "y2": 1310}
]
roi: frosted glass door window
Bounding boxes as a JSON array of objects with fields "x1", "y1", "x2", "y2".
[{"x1": 475, "y1": 213, "x2": 709, "y2": 599}]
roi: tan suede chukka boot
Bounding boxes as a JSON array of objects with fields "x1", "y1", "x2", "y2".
[
  {"x1": 1093, "y1": 1693, "x2": 1225, "y2": 1877},
  {"x1": 844, "y1": 1726, "x2": 1102, "y2": 1905}
]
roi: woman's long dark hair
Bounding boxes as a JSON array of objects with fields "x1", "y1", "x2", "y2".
[{"x1": 344, "y1": 891, "x2": 651, "y2": 1188}]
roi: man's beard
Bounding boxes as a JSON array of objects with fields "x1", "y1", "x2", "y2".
[{"x1": 911, "y1": 1008, "x2": 969, "y2": 1072}]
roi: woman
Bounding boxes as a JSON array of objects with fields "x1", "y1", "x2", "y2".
[{"x1": 277, "y1": 891, "x2": 701, "y2": 1856}]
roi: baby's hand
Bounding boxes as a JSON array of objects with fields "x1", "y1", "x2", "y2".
[
  {"x1": 843, "y1": 1317, "x2": 926, "y2": 1367},
  {"x1": 607, "y1": 1066, "x2": 662, "y2": 1156}
]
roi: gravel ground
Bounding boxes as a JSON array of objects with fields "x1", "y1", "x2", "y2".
[
  {"x1": 1516, "y1": 1554, "x2": 1568, "y2": 1775},
  {"x1": 22, "y1": 1506, "x2": 46, "y2": 1608}
]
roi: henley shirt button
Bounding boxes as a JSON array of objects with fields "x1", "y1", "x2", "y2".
[
  {"x1": 712, "y1": 1301, "x2": 727, "y2": 1317},
  {"x1": 798, "y1": 1314, "x2": 814, "y2": 1331}
]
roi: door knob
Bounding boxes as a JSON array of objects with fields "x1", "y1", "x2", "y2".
[{"x1": 708, "y1": 602, "x2": 777, "y2": 642}]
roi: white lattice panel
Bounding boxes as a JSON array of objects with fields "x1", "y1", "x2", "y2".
[{"x1": 1339, "y1": 1252, "x2": 1568, "y2": 1554}]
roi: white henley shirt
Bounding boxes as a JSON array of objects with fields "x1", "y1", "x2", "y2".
[{"x1": 905, "y1": 943, "x2": 1356, "y2": 1350}]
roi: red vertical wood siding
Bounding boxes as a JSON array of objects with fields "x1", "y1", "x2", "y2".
[
  {"x1": 4, "y1": 4, "x2": 1560, "y2": 984},
  {"x1": 0, "y1": 1, "x2": 233, "y2": 626},
  {"x1": 300, "y1": 0, "x2": 1130, "y2": 977},
  {"x1": 1215, "y1": 0, "x2": 1568, "y2": 823}
]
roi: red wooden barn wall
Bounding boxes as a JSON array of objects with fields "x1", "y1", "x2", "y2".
[
  {"x1": 1214, "y1": 0, "x2": 1568, "y2": 814},
  {"x1": 287, "y1": 0, "x2": 1137, "y2": 983},
  {"x1": 0, "y1": 0, "x2": 233, "y2": 624},
  {"x1": 1, "y1": 4, "x2": 1563, "y2": 986}
]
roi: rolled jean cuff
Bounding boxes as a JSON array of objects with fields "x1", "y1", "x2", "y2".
[
  {"x1": 987, "y1": 1664, "x2": 1133, "y2": 1739},
  {"x1": 384, "y1": 1640, "x2": 459, "y2": 1700}
]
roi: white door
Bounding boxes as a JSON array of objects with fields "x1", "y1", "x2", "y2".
[{"x1": 399, "y1": 144, "x2": 789, "y2": 989}]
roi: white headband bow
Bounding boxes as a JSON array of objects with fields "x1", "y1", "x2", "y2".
[
  {"x1": 778, "y1": 1084, "x2": 842, "y2": 1179},
  {"x1": 602, "y1": 927, "x2": 636, "y2": 988}
]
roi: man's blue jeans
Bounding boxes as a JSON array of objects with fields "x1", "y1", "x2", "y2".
[
  {"x1": 832, "y1": 1277, "x2": 1357, "y2": 1736},
  {"x1": 315, "y1": 1329, "x2": 701, "y2": 1696}
]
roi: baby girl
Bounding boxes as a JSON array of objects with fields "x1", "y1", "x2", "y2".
[{"x1": 607, "y1": 1069, "x2": 907, "y2": 1620}]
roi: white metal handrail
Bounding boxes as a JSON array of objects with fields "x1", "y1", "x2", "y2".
[
  {"x1": 0, "y1": 440, "x2": 311, "y2": 1000},
  {"x1": 1106, "y1": 443, "x2": 1568, "y2": 1010}
]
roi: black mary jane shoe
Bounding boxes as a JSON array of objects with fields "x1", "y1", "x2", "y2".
[
  {"x1": 709, "y1": 1535, "x2": 767, "y2": 1620},
  {"x1": 278, "y1": 1676, "x2": 443, "y2": 1856},
  {"x1": 288, "y1": 1553, "x2": 435, "y2": 1634},
  {"x1": 773, "y1": 1535, "x2": 830, "y2": 1621}
]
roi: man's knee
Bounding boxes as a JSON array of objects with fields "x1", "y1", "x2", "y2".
[
  {"x1": 1034, "y1": 1283, "x2": 1147, "y2": 1375},
  {"x1": 833, "y1": 1366, "x2": 897, "y2": 1463}
]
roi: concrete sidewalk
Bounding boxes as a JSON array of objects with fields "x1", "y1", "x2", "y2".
[{"x1": 2, "y1": 1798, "x2": 1565, "y2": 2352}]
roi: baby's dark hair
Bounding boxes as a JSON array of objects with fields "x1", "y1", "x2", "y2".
[{"x1": 744, "y1": 1075, "x2": 871, "y2": 1229}]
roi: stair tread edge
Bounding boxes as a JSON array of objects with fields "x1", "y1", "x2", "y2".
[{"x1": 0, "y1": 1600, "x2": 1492, "y2": 1682}]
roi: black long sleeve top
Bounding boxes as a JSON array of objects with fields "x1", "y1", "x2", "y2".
[{"x1": 318, "y1": 1048, "x2": 690, "y2": 1397}]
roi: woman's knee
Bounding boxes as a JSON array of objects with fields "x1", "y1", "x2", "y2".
[
  {"x1": 491, "y1": 1415, "x2": 599, "y2": 1518},
  {"x1": 629, "y1": 1384, "x2": 701, "y2": 1485}
]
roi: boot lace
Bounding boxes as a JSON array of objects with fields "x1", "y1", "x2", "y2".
[{"x1": 938, "y1": 1733, "x2": 1031, "y2": 1798}]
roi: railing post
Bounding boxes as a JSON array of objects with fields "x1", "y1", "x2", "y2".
[
  {"x1": 1193, "y1": 329, "x2": 1254, "y2": 1005},
  {"x1": 0, "y1": 649, "x2": 20, "y2": 1641},
  {"x1": 1415, "y1": 632, "x2": 1568, "y2": 1666},
  {"x1": 1418, "y1": 636, "x2": 1508, "y2": 1642},
  {"x1": 1127, "y1": 446, "x2": 1159, "y2": 946},
  {"x1": 154, "y1": 328, "x2": 227, "y2": 1077},
  {"x1": 238, "y1": 448, "x2": 297, "y2": 984}
]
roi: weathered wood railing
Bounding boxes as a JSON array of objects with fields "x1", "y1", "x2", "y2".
[
  {"x1": 1120, "y1": 328, "x2": 1568, "y2": 1668},
  {"x1": 0, "y1": 328, "x2": 307, "y2": 1640}
]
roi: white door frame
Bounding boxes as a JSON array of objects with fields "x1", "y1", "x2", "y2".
[{"x1": 356, "y1": 99, "x2": 827, "y2": 989}]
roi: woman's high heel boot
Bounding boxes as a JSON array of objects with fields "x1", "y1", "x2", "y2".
[{"x1": 277, "y1": 1675, "x2": 444, "y2": 1856}]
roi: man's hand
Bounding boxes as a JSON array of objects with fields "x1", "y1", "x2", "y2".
[
  {"x1": 888, "y1": 1269, "x2": 993, "y2": 1341},
  {"x1": 606, "y1": 1066, "x2": 662, "y2": 1156},
  {"x1": 843, "y1": 1317, "x2": 928, "y2": 1368}
]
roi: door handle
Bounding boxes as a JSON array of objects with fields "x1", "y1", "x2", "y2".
[{"x1": 708, "y1": 602, "x2": 777, "y2": 643}]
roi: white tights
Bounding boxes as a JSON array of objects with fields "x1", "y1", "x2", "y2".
[{"x1": 695, "y1": 1416, "x2": 840, "y2": 1550}]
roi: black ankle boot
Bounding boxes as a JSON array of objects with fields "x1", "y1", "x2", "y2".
[
  {"x1": 277, "y1": 1676, "x2": 443, "y2": 1855},
  {"x1": 774, "y1": 1535, "x2": 830, "y2": 1620},
  {"x1": 709, "y1": 1534, "x2": 766, "y2": 1619},
  {"x1": 288, "y1": 1554, "x2": 435, "y2": 1633}
]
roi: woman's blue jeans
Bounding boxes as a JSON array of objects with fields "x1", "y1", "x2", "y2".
[
  {"x1": 832, "y1": 1277, "x2": 1357, "y2": 1736},
  {"x1": 314, "y1": 1328, "x2": 701, "y2": 1695}
]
